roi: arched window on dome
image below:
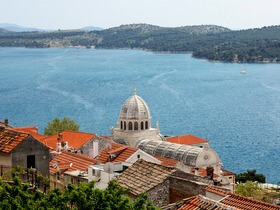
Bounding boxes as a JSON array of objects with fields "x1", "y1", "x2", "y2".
[
  {"x1": 145, "y1": 121, "x2": 148, "y2": 129},
  {"x1": 134, "y1": 122, "x2": 138, "y2": 130},
  {"x1": 141, "y1": 122, "x2": 144, "y2": 130},
  {"x1": 124, "y1": 122, "x2": 126, "y2": 130},
  {"x1": 120, "y1": 121, "x2": 123, "y2": 130},
  {"x1": 128, "y1": 122, "x2": 133, "y2": 130}
]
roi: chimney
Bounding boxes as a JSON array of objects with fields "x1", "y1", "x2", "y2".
[
  {"x1": 206, "y1": 166, "x2": 214, "y2": 180},
  {"x1": 57, "y1": 133, "x2": 63, "y2": 152},
  {"x1": 194, "y1": 167, "x2": 199, "y2": 176},
  {"x1": 4, "y1": 119, "x2": 8, "y2": 126},
  {"x1": 58, "y1": 133, "x2": 63, "y2": 141},
  {"x1": 92, "y1": 141, "x2": 99, "y2": 158}
]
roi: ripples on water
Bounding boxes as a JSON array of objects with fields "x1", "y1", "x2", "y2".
[{"x1": 0, "y1": 48, "x2": 279, "y2": 183}]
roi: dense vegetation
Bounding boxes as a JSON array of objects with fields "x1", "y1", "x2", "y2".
[
  {"x1": 1, "y1": 24, "x2": 280, "y2": 63},
  {"x1": 0, "y1": 169, "x2": 157, "y2": 209},
  {"x1": 236, "y1": 181, "x2": 280, "y2": 204},
  {"x1": 44, "y1": 117, "x2": 80, "y2": 136},
  {"x1": 236, "y1": 169, "x2": 266, "y2": 183}
]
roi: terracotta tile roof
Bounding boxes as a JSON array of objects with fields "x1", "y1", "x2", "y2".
[
  {"x1": 167, "y1": 134, "x2": 208, "y2": 145},
  {"x1": 163, "y1": 195, "x2": 234, "y2": 210},
  {"x1": 97, "y1": 143, "x2": 137, "y2": 163},
  {"x1": 116, "y1": 159, "x2": 176, "y2": 196},
  {"x1": 43, "y1": 130, "x2": 96, "y2": 150},
  {"x1": 205, "y1": 186, "x2": 228, "y2": 196},
  {"x1": 205, "y1": 186, "x2": 280, "y2": 210},
  {"x1": 98, "y1": 143, "x2": 178, "y2": 167},
  {"x1": 190, "y1": 167, "x2": 219, "y2": 178},
  {"x1": 0, "y1": 127, "x2": 30, "y2": 153},
  {"x1": 50, "y1": 151, "x2": 96, "y2": 174},
  {"x1": 12, "y1": 126, "x2": 47, "y2": 141},
  {"x1": 153, "y1": 155, "x2": 178, "y2": 167},
  {"x1": 221, "y1": 168, "x2": 236, "y2": 176},
  {"x1": 180, "y1": 195, "x2": 233, "y2": 210}
]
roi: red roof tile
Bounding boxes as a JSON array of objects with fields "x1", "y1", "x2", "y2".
[
  {"x1": 12, "y1": 126, "x2": 47, "y2": 141},
  {"x1": 205, "y1": 186, "x2": 280, "y2": 210},
  {"x1": 167, "y1": 134, "x2": 208, "y2": 145},
  {"x1": 221, "y1": 168, "x2": 236, "y2": 176},
  {"x1": 153, "y1": 155, "x2": 178, "y2": 167},
  {"x1": 43, "y1": 130, "x2": 96, "y2": 150},
  {"x1": 0, "y1": 128, "x2": 30, "y2": 153},
  {"x1": 50, "y1": 151, "x2": 96, "y2": 174},
  {"x1": 178, "y1": 195, "x2": 233, "y2": 210},
  {"x1": 97, "y1": 143, "x2": 137, "y2": 163},
  {"x1": 190, "y1": 167, "x2": 219, "y2": 178}
]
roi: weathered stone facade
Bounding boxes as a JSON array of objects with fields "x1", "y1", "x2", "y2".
[
  {"x1": 12, "y1": 136, "x2": 50, "y2": 177},
  {"x1": 147, "y1": 179, "x2": 170, "y2": 207}
]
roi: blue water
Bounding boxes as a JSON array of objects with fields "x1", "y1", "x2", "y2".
[{"x1": 0, "y1": 48, "x2": 280, "y2": 183}]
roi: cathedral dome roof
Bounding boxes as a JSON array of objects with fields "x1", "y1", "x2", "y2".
[{"x1": 119, "y1": 88, "x2": 151, "y2": 121}]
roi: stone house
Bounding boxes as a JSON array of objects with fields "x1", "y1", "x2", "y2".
[
  {"x1": 0, "y1": 127, "x2": 50, "y2": 177},
  {"x1": 49, "y1": 151, "x2": 96, "y2": 189},
  {"x1": 42, "y1": 130, "x2": 109, "y2": 158},
  {"x1": 116, "y1": 159, "x2": 214, "y2": 207}
]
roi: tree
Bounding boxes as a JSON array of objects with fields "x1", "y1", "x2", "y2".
[
  {"x1": 236, "y1": 170, "x2": 266, "y2": 183},
  {"x1": 0, "y1": 171, "x2": 158, "y2": 209},
  {"x1": 236, "y1": 181, "x2": 278, "y2": 203},
  {"x1": 44, "y1": 117, "x2": 80, "y2": 136}
]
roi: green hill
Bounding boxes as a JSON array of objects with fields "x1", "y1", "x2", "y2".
[{"x1": 0, "y1": 24, "x2": 280, "y2": 63}]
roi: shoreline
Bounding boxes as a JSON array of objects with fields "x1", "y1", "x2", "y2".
[{"x1": 0, "y1": 46, "x2": 279, "y2": 64}]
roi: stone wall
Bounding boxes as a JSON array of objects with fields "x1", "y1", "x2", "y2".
[
  {"x1": 169, "y1": 176, "x2": 208, "y2": 197},
  {"x1": 172, "y1": 170, "x2": 213, "y2": 185},
  {"x1": 147, "y1": 179, "x2": 170, "y2": 207},
  {"x1": 12, "y1": 136, "x2": 50, "y2": 177},
  {"x1": 0, "y1": 152, "x2": 12, "y2": 166}
]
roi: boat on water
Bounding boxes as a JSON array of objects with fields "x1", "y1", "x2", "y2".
[{"x1": 240, "y1": 70, "x2": 247, "y2": 74}]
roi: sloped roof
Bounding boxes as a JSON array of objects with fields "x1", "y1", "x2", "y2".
[
  {"x1": 116, "y1": 159, "x2": 176, "y2": 196},
  {"x1": 221, "y1": 168, "x2": 236, "y2": 176},
  {"x1": 43, "y1": 130, "x2": 96, "y2": 150},
  {"x1": 0, "y1": 127, "x2": 30, "y2": 153},
  {"x1": 50, "y1": 151, "x2": 96, "y2": 174},
  {"x1": 189, "y1": 167, "x2": 219, "y2": 178},
  {"x1": 12, "y1": 126, "x2": 47, "y2": 141},
  {"x1": 167, "y1": 134, "x2": 208, "y2": 145},
  {"x1": 97, "y1": 142, "x2": 138, "y2": 163},
  {"x1": 153, "y1": 155, "x2": 178, "y2": 167},
  {"x1": 205, "y1": 186, "x2": 280, "y2": 210},
  {"x1": 162, "y1": 195, "x2": 233, "y2": 210}
]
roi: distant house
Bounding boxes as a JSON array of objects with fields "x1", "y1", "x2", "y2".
[
  {"x1": 0, "y1": 127, "x2": 50, "y2": 177},
  {"x1": 166, "y1": 134, "x2": 209, "y2": 148},
  {"x1": 42, "y1": 130, "x2": 109, "y2": 158},
  {"x1": 49, "y1": 151, "x2": 96, "y2": 189},
  {"x1": 97, "y1": 142, "x2": 178, "y2": 167}
]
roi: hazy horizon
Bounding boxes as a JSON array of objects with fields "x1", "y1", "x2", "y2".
[{"x1": 0, "y1": 0, "x2": 279, "y2": 30}]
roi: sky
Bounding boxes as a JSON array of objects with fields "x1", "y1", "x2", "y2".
[{"x1": 0, "y1": 0, "x2": 279, "y2": 30}]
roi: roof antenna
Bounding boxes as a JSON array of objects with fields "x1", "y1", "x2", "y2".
[{"x1": 133, "y1": 85, "x2": 137, "y2": 95}]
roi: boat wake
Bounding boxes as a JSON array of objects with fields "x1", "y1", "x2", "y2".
[
  {"x1": 36, "y1": 50, "x2": 94, "y2": 110},
  {"x1": 148, "y1": 69, "x2": 177, "y2": 84},
  {"x1": 262, "y1": 83, "x2": 280, "y2": 92}
]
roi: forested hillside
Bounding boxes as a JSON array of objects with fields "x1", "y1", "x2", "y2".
[{"x1": 0, "y1": 23, "x2": 280, "y2": 63}]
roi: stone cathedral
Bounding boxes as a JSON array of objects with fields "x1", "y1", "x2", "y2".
[{"x1": 111, "y1": 88, "x2": 223, "y2": 175}]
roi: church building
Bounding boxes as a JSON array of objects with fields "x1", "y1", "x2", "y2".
[{"x1": 111, "y1": 88, "x2": 223, "y2": 176}]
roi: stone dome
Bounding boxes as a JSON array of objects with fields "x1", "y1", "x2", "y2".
[{"x1": 119, "y1": 90, "x2": 151, "y2": 121}]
